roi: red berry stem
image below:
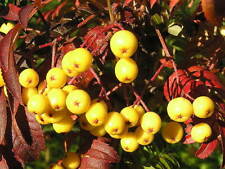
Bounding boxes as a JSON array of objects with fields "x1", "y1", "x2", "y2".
[{"x1": 106, "y1": 83, "x2": 123, "y2": 96}]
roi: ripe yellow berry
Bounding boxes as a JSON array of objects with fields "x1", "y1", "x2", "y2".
[
  {"x1": 62, "y1": 48, "x2": 93, "y2": 73},
  {"x1": 61, "y1": 56, "x2": 80, "y2": 77},
  {"x1": 161, "y1": 121, "x2": 183, "y2": 144},
  {"x1": 21, "y1": 87, "x2": 38, "y2": 105},
  {"x1": 79, "y1": 114, "x2": 95, "y2": 131},
  {"x1": 120, "y1": 106, "x2": 139, "y2": 127},
  {"x1": 0, "y1": 69, "x2": 5, "y2": 87},
  {"x1": 133, "y1": 105, "x2": 145, "y2": 117},
  {"x1": 41, "y1": 109, "x2": 69, "y2": 123},
  {"x1": 46, "y1": 67, "x2": 67, "y2": 88},
  {"x1": 62, "y1": 85, "x2": 77, "y2": 95},
  {"x1": 167, "y1": 97, "x2": 193, "y2": 122},
  {"x1": 193, "y1": 96, "x2": 215, "y2": 118},
  {"x1": 104, "y1": 112, "x2": 126, "y2": 135},
  {"x1": 52, "y1": 115, "x2": 74, "y2": 133},
  {"x1": 90, "y1": 125, "x2": 106, "y2": 137},
  {"x1": 0, "y1": 22, "x2": 14, "y2": 34},
  {"x1": 85, "y1": 99, "x2": 108, "y2": 126},
  {"x1": 140, "y1": 112, "x2": 161, "y2": 134},
  {"x1": 110, "y1": 30, "x2": 138, "y2": 58},
  {"x1": 62, "y1": 152, "x2": 80, "y2": 169},
  {"x1": 48, "y1": 88, "x2": 67, "y2": 111},
  {"x1": 35, "y1": 114, "x2": 50, "y2": 125},
  {"x1": 66, "y1": 89, "x2": 91, "y2": 114},
  {"x1": 120, "y1": 132, "x2": 139, "y2": 152},
  {"x1": 115, "y1": 58, "x2": 138, "y2": 83},
  {"x1": 50, "y1": 163, "x2": 64, "y2": 169},
  {"x1": 135, "y1": 127, "x2": 154, "y2": 145},
  {"x1": 109, "y1": 126, "x2": 128, "y2": 139},
  {"x1": 19, "y1": 68, "x2": 39, "y2": 88},
  {"x1": 191, "y1": 123, "x2": 212, "y2": 143},
  {"x1": 27, "y1": 94, "x2": 50, "y2": 114}
]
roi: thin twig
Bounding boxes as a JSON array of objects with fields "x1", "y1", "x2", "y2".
[{"x1": 106, "y1": 0, "x2": 115, "y2": 23}]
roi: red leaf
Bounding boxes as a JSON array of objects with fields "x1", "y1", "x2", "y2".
[
  {"x1": 0, "y1": 88, "x2": 7, "y2": 145},
  {"x1": 0, "y1": 155, "x2": 9, "y2": 169},
  {"x1": 183, "y1": 134, "x2": 195, "y2": 144},
  {"x1": 169, "y1": 0, "x2": 180, "y2": 11},
  {"x1": 1, "y1": 4, "x2": 21, "y2": 21},
  {"x1": 80, "y1": 156, "x2": 110, "y2": 169},
  {"x1": 195, "y1": 139, "x2": 218, "y2": 159},
  {"x1": 19, "y1": 4, "x2": 37, "y2": 28},
  {"x1": 219, "y1": 126, "x2": 225, "y2": 168},
  {"x1": 201, "y1": 0, "x2": 219, "y2": 25},
  {"x1": 123, "y1": 0, "x2": 133, "y2": 7},
  {"x1": 150, "y1": 0, "x2": 158, "y2": 8},
  {"x1": 160, "y1": 58, "x2": 173, "y2": 68}
]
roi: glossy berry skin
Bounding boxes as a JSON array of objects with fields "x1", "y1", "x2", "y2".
[
  {"x1": 90, "y1": 125, "x2": 106, "y2": 137},
  {"x1": 48, "y1": 88, "x2": 67, "y2": 111},
  {"x1": 120, "y1": 132, "x2": 139, "y2": 152},
  {"x1": 61, "y1": 56, "x2": 80, "y2": 77},
  {"x1": 62, "y1": 85, "x2": 77, "y2": 95},
  {"x1": 41, "y1": 109, "x2": 68, "y2": 123},
  {"x1": 66, "y1": 89, "x2": 91, "y2": 114},
  {"x1": 191, "y1": 123, "x2": 212, "y2": 143},
  {"x1": 167, "y1": 97, "x2": 193, "y2": 122},
  {"x1": 19, "y1": 68, "x2": 39, "y2": 88},
  {"x1": 140, "y1": 112, "x2": 161, "y2": 134},
  {"x1": 79, "y1": 115, "x2": 95, "y2": 131},
  {"x1": 133, "y1": 105, "x2": 145, "y2": 117},
  {"x1": 85, "y1": 99, "x2": 108, "y2": 126},
  {"x1": 0, "y1": 22, "x2": 14, "y2": 34},
  {"x1": 52, "y1": 115, "x2": 74, "y2": 133},
  {"x1": 46, "y1": 67, "x2": 67, "y2": 88},
  {"x1": 110, "y1": 30, "x2": 138, "y2": 58},
  {"x1": 27, "y1": 94, "x2": 50, "y2": 114},
  {"x1": 115, "y1": 58, "x2": 138, "y2": 83},
  {"x1": 120, "y1": 106, "x2": 139, "y2": 127},
  {"x1": 21, "y1": 87, "x2": 38, "y2": 105},
  {"x1": 35, "y1": 114, "x2": 50, "y2": 125},
  {"x1": 62, "y1": 152, "x2": 80, "y2": 169},
  {"x1": 50, "y1": 164, "x2": 64, "y2": 169},
  {"x1": 161, "y1": 121, "x2": 183, "y2": 144},
  {"x1": 0, "y1": 69, "x2": 5, "y2": 87},
  {"x1": 104, "y1": 112, "x2": 126, "y2": 135},
  {"x1": 109, "y1": 126, "x2": 128, "y2": 139},
  {"x1": 62, "y1": 48, "x2": 93, "y2": 73},
  {"x1": 135, "y1": 127, "x2": 154, "y2": 145},
  {"x1": 193, "y1": 96, "x2": 215, "y2": 118}
]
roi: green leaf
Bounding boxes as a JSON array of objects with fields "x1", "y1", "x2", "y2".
[
  {"x1": 159, "y1": 157, "x2": 171, "y2": 169},
  {"x1": 168, "y1": 24, "x2": 183, "y2": 36}
]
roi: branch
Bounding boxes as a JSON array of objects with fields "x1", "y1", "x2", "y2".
[{"x1": 107, "y1": 0, "x2": 115, "y2": 23}]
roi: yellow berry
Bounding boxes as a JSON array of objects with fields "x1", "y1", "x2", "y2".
[
  {"x1": 79, "y1": 114, "x2": 95, "y2": 131},
  {"x1": 61, "y1": 55, "x2": 80, "y2": 77},
  {"x1": 133, "y1": 105, "x2": 145, "y2": 117},
  {"x1": 50, "y1": 164, "x2": 64, "y2": 169},
  {"x1": 19, "y1": 68, "x2": 39, "y2": 88},
  {"x1": 120, "y1": 132, "x2": 139, "y2": 152},
  {"x1": 120, "y1": 106, "x2": 139, "y2": 127},
  {"x1": 191, "y1": 123, "x2": 212, "y2": 143},
  {"x1": 27, "y1": 94, "x2": 50, "y2": 114},
  {"x1": 35, "y1": 114, "x2": 50, "y2": 125},
  {"x1": 46, "y1": 67, "x2": 67, "y2": 88},
  {"x1": 85, "y1": 99, "x2": 108, "y2": 126},
  {"x1": 140, "y1": 112, "x2": 161, "y2": 134},
  {"x1": 110, "y1": 30, "x2": 138, "y2": 58},
  {"x1": 41, "y1": 109, "x2": 69, "y2": 123},
  {"x1": 21, "y1": 87, "x2": 38, "y2": 105},
  {"x1": 167, "y1": 97, "x2": 193, "y2": 122},
  {"x1": 109, "y1": 126, "x2": 128, "y2": 139},
  {"x1": 90, "y1": 125, "x2": 106, "y2": 137},
  {"x1": 115, "y1": 58, "x2": 138, "y2": 83},
  {"x1": 0, "y1": 22, "x2": 14, "y2": 34},
  {"x1": 66, "y1": 89, "x2": 91, "y2": 114},
  {"x1": 135, "y1": 127, "x2": 154, "y2": 145},
  {"x1": 193, "y1": 96, "x2": 214, "y2": 118},
  {"x1": 104, "y1": 112, "x2": 126, "y2": 135},
  {"x1": 62, "y1": 152, "x2": 80, "y2": 169},
  {"x1": 62, "y1": 85, "x2": 77, "y2": 95},
  {"x1": 0, "y1": 69, "x2": 5, "y2": 87},
  {"x1": 48, "y1": 88, "x2": 67, "y2": 111},
  {"x1": 161, "y1": 121, "x2": 183, "y2": 144},
  {"x1": 52, "y1": 115, "x2": 74, "y2": 133}
]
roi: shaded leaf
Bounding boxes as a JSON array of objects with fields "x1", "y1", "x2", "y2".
[
  {"x1": 0, "y1": 88, "x2": 7, "y2": 145},
  {"x1": 0, "y1": 4, "x2": 21, "y2": 21},
  {"x1": 19, "y1": 4, "x2": 37, "y2": 28},
  {"x1": 0, "y1": 154, "x2": 9, "y2": 169},
  {"x1": 195, "y1": 139, "x2": 218, "y2": 159},
  {"x1": 150, "y1": 0, "x2": 158, "y2": 8},
  {"x1": 169, "y1": 0, "x2": 180, "y2": 11}
]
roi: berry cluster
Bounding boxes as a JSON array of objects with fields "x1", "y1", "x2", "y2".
[
  {"x1": 0, "y1": 22, "x2": 14, "y2": 34},
  {"x1": 162, "y1": 96, "x2": 215, "y2": 144}
]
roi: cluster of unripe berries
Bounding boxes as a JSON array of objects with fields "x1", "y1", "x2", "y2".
[
  {"x1": 110, "y1": 30, "x2": 139, "y2": 83},
  {"x1": 162, "y1": 96, "x2": 215, "y2": 144}
]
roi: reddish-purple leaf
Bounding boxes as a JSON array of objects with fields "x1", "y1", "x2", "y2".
[
  {"x1": 0, "y1": 88, "x2": 7, "y2": 145},
  {"x1": 150, "y1": 0, "x2": 158, "y2": 8},
  {"x1": 123, "y1": 0, "x2": 133, "y2": 7},
  {"x1": 19, "y1": 4, "x2": 37, "y2": 28},
  {"x1": 1, "y1": 4, "x2": 21, "y2": 21},
  {"x1": 80, "y1": 156, "x2": 110, "y2": 169},
  {"x1": 169, "y1": 0, "x2": 180, "y2": 11},
  {"x1": 195, "y1": 139, "x2": 218, "y2": 159}
]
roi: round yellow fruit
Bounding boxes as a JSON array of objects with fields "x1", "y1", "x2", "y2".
[
  {"x1": 62, "y1": 48, "x2": 93, "y2": 73},
  {"x1": 109, "y1": 126, "x2": 128, "y2": 139},
  {"x1": 115, "y1": 58, "x2": 138, "y2": 83},
  {"x1": 35, "y1": 114, "x2": 50, "y2": 125},
  {"x1": 52, "y1": 115, "x2": 74, "y2": 133},
  {"x1": 161, "y1": 121, "x2": 183, "y2": 144},
  {"x1": 90, "y1": 125, "x2": 106, "y2": 137},
  {"x1": 135, "y1": 127, "x2": 154, "y2": 145},
  {"x1": 0, "y1": 22, "x2": 14, "y2": 34},
  {"x1": 21, "y1": 87, "x2": 38, "y2": 105},
  {"x1": 62, "y1": 152, "x2": 80, "y2": 169},
  {"x1": 140, "y1": 112, "x2": 161, "y2": 134},
  {"x1": 50, "y1": 164, "x2": 64, "y2": 169},
  {"x1": 27, "y1": 94, "x2": 50, "y2": 114},
  {"x1": 191, "y1": 123, "x2": 212, "y2": 143},
  {"x1": 133, "y1": 105, "x2": 145, "y2": 117},
  {"x1": 193, "y1": 96, "x2": 214, "y2": 118},
  {"x1": 79, "y1": 114, "x2": 95, "y2": 131},
  {"x1": 62, "y1": 85, "x2": 77, "y2": 94},
  {"x1": 120, "y1": 132, "x2": 139, "y2": 152},
  {"x1": 19, "y1": 68, "x2": 39, "y2": 88},
  {"x1": 66, "y1": 89, "x2": 91, "y2": 114},
  {"x1": 61, "y1": 55, "x2": 80, "y2": 77},
  {"x1": 167, "y1": 97, "x2": 193, "y2": 122},
  {"x1": 120, "y1": 106, "x2": 139, "y2": 127},
  {"x1": 110, "y1": 30, "x2": 138, "y2": 58},
  {"x1": 46, "y1": 67, "x2": 67, "y2": 88},
  {"x1": 0, "y1": 69, "x2": 5, "y2": 87},
  {"x1": 85, "y1": 99, "x2": 108, "y2": 126},
  {"x1": 41, "y1": 109, "x2": 68, "y2": 123},
  {"x1": 48, "y1": 88, "x2": 67, "y2": 111},
  {"x1": 104, "y1": 112, "x2": 126, "y2": 135}
]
